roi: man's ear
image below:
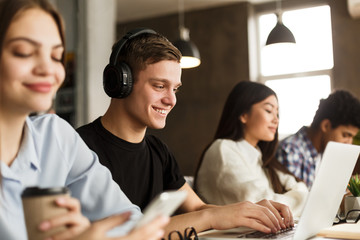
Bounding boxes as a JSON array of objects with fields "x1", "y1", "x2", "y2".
[{"x1": 320, "y1": 119, "x2": 332, "y2": 133}]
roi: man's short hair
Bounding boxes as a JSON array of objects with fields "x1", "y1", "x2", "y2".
[
  {"x1": 310, "y1": 90, "x2": 360, "y2": 129},
  {"x1": 115, "y1": 32, "x2": 181, "y2": 82}
]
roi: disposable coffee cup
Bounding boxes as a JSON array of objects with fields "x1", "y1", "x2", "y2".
[{"x1": 22, "y1": 186, "x2": 70, "y2": 240}]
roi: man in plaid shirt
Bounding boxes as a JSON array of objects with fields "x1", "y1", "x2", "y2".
[{"x1": 276, "y1": 90, "x2": 360, "y2": 189}]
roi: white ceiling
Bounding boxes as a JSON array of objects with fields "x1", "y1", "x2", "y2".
[{"x1": 116, "y1": 0, "x2": 273, "y2": 23}]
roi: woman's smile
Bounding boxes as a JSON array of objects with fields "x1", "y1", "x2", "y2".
[{"x1": 23, "y1": 82, "x2": 52, "y2": 93}]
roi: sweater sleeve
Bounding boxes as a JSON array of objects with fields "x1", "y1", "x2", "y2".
[{"x1": 272, "y1": 170, "x2": 308, "y2": 217}]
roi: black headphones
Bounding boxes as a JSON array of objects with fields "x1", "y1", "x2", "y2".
[{"x1": 103, "y1": 28, "x2": 157, "y2": 98}]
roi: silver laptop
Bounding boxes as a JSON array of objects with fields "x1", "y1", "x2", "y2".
[{"x1": 199, "y1": 141, "x2": 360, "y2": 240}]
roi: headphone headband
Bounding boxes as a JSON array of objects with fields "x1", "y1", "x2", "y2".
[{"x1": 109, "y1": 28, "x2": 157, "y2": 66}]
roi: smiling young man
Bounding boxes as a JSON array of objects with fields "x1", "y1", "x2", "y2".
[
  {"x1": 276, "y1": 90, "x2": 360, "y2": 189},
  {"x1": 77, "y1": 29, "x2": 294, "y2": 235}
]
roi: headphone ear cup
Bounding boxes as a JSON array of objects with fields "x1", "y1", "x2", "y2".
[
  {"x1": 103, "y1": 62, "x2": 133, "y2": 98},
  {"x1": 103, "y1": 28, "x2": 156, "y2": 98}
]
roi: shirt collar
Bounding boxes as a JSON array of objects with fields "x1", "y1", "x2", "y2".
[
  {"x1": 238, "y1": 139, "x2": 262, "y2": 164},
  {"x1": 298, "y1": 126, "x2": 319, "y2": 159},
  {"x1": 23, "y1": 117, "x2": 41, "y2": 170},
  {"x1": 14, "y1": 118, "x2": 41, "y2": 171},
  {"x1": 1, "y1": 118, "x2": 41, "y2": 181}
]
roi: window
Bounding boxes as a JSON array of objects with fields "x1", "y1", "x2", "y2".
[{"x1": 255, "y1": 5, "x2": 333, "y2": 138}]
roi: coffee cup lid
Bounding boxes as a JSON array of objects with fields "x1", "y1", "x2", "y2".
[{"x1": 22, "y1": 187, "x2": 70, "y2": 197}]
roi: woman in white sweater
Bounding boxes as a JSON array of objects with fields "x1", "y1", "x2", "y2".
[{"x1": 195, "y1": 81, "x2": 308, "y2": 217}]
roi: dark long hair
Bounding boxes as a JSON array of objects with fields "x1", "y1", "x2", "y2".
[{"x1": 194, "y1": 81, "x2": 297, "y2": 194}]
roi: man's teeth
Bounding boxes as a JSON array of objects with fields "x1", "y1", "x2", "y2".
[{"x1": 155, "y1": 109, "x2": 166, "y2": 114}]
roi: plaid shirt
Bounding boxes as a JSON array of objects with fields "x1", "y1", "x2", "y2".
[{"x1": 276, "y1": 126, "x2": 321, "y2": 190}]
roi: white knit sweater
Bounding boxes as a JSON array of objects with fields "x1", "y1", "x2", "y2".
[{"x1": 196, "y1": 139, "x2": 308, "y2": 217}]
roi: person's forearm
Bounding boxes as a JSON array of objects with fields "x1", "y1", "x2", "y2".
[
  {"x1": 164, "y1": 209, "x2": 213, "y2": 236},
  {"x1": 195, "y1": 203, "x2": 218, "y2": 211}
]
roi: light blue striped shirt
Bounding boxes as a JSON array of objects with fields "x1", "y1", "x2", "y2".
[{"x1": 0, "y1": 114, "x2": 142, "y2": 239}]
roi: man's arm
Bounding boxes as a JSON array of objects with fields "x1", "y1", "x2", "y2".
[{"x1": 163, "y1": 183, "x2": 293, "y2": 236}]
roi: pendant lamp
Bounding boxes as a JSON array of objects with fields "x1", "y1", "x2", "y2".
[
  {"x1": 173, "y1": 0, "x2": 201, "y2": 69},
  {"x1": 266, "y1": 0, "x2": 295, "y2": 46}
]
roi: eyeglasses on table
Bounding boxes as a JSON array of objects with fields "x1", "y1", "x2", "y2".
[
  {"x1": 334, "y1": 209, "x2": 360, "y2": 225},
  {"x1": 165, "y1": 226, "x2": 198, "y2": 240}
]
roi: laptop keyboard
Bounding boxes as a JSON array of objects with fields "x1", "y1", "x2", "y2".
[{"x1": 237, "y1": 226, "x2": 296, "y2": 239}]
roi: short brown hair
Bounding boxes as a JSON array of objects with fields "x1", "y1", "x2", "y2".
[{"x1": 115, "y1": 31, "x2": 181, "y2": 82}]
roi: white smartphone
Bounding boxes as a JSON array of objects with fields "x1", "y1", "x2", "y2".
[{"x1": 134, "y1": 190, "x2": 187, "y2": 229}]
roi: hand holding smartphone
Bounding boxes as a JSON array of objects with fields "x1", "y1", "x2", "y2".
[{"x1": 134, "y1": 190, "x2": 187, "y2": 229}]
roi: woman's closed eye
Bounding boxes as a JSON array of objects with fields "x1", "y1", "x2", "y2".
[
  {"x1": 51, "y1": 47, "x2": 64, "y2": 63},
  {"x1": 51, "y1": 56, "x2": 62, "y2": 62},
  {"x1": 11, "y1": 41, "x2": 35, "y2": 58},
  {"x1": 265, "y1": 108, "x2": 279, "y2": 119},
  {"x1": 51, "y1": 53, "x2": 63, "y2": 62},
  {"x1": 13, "y1": 50, "x2": 32, "y2": 58}
]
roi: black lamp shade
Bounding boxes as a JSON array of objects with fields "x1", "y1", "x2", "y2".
[
  {"x1": 266, "y1": 21, "x2": 296, "y2": 45},
  {"x1": 173, "y1": 39, "x2": 201, "y2": 68},
  {"x1": 173, "y1": 39, "x2": 200, "y2": 59}
]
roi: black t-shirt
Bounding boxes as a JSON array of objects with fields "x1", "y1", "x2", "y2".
[{"x1": 76, "y1": 117, "x2": 186, "y2": 210}]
